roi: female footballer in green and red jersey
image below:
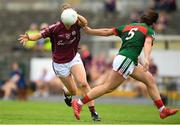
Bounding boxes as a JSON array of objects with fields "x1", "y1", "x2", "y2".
[{"x1": 71, "y1": 10, "x2": 178, "y2": 120}]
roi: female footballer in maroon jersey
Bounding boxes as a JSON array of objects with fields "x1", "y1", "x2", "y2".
[{"x1": 18, "y1": 3, "x2": 100, "y2": 121}]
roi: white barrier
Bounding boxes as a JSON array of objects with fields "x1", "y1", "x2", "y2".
[{"x1": 30, "y1": 58, "x2": 54, "y2": 81}]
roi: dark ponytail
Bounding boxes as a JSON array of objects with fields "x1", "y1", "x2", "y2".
[{"x1": 140, "y1": 10, "x2": 159, "y2": 26}]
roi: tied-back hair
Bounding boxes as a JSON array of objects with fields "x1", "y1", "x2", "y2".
[
  {"x1": 59, "y1": 3, "x2": 72, "y2": 12},
  {"x1": 140, "y1": 10, "x2": 159, "y2": 26}
]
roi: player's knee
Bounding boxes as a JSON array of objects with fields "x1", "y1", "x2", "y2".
[
  {"x1": 69, "y1": 89, "x2": 77, "y2": 95},
  {"x1": 69, "y1": 90, "x2": 77, "y2": 95},
  {"x1": 79, "y1": 80, "x2": 89, "y2": 89},
  {"x1": 81, "y1": 82, "x2": 89, "y2": 89},
  {"x1": 106, "y1": 89, "x2": 113, "y2": 93}
]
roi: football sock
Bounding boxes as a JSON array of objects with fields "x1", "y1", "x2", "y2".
[
  {"x1": 89, "y1": 106, "x2": 96, "y2": 113},
  {"x1": 154, "y1": 99, "x2": 165, "y2": 112},
  {"x1": 81, "y1": 94, "x2": 90, "y2": 104},
  {"x1": 63, "y1": 86, "x2": 70, "y2": 95}
]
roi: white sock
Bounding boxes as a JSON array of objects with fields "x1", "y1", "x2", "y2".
[
  {"x1": 63, "y1": 86, "x2": 69, "y2": 94},
  {"x1": 159, "y1": 106, "x2": 165, "y2": 112},
  {"x1": 78, "y1": 99, "x2": 83, "y2": 105}
]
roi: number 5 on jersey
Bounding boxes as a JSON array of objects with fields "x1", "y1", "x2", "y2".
[{"x1": 125, "y1": 28, "x2": 138, "y2": 40}]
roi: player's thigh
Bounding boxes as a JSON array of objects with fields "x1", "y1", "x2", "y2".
[
  {"x1": 130, "y1": 65, "x2": 155, "y2": 85},
  {"x1": 69, "y1": 53, "x2": 88, "y2": 85},
  {"x1": 52, "y1": 61, "x2": 77, "y2": 93},
  {"x1": 71, "y1": 64, "x2": 88, "y2": 85},
  {"x1": 104, "y1": 70, "x2": 126, "y2": 91},
  {"x1": 107, "y1": 54, "x2": 134, "y2": 90},
  {"x1": 59, "y1": 75, "x2": 77, "y2": 95}
]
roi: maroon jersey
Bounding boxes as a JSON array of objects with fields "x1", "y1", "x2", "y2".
[{"x1": 41, "y1": 21, "x2": 81, "y2": 63}]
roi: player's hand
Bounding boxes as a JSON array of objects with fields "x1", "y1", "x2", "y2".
[
  {"x1": 83, "y1": 26, "x2": 90, "y2": 30},
  {"x1": 77, "y1": 14, "x2": 87, "y2": 27},
  {"x1": 18, "y1": 33, "x2": 29, "y2": 45},
  {"x1": 143, "y1": 58, "x2": 149, "y2": 72}
]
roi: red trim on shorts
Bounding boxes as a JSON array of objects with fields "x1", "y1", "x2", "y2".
[{"x1": 122, "y1": 25, "x2": 148, "y2": 35}]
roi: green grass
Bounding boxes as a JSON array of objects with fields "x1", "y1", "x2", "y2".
[{"x1": 0, "y1": 100, "x2": 179, "y2": 124}]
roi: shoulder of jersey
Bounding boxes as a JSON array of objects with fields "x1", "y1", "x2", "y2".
[{"x1": 129, "y1": 22, "x2": 140, "y2": 26}]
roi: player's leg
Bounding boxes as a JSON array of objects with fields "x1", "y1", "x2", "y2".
[
  {"x1": 52, "y1": 61, "x2": 77, "y2": 107},
  {"x1": 59, "y1": 75, "x2": 77, "y2": 95},
  {"x1": 71, "y1": 63, "x2": 101, "y2": 121},
  {"x1": 130, "y1": 65, "x2": 178, "y2": 119},
  {"x1": 72, "y1": 55, "x2": 131, "y2": 120},
  {"x1": 59, "y1": 75, "x2": 78, "y2": 107},
  {"x1": 77, "y1": 70, "x2": 125, "y2": 101},
  {"x1": 2, "y1": 82, "x2": 17, "y2": 100},
  {"x1": 72, "y1": 70, "x2": 125, "y2": 120}
]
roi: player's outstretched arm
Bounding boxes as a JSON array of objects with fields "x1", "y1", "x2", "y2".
[
  {"x1": 18, "y1": 33, "x2": 42, "y2": 45},
  {"x1": 77, "y1": 15, "x2": 114, "y2": 36},
  {"x1": 143, "y1": 37, "x2": 153, "y2": 72},
  {"x1": 83, "y1": 26, "x2": 114, "y2": 36}
]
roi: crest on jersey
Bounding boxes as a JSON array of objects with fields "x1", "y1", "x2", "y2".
[{"x1": 65, "y1": 33, "x2": 71, "y2": 39}]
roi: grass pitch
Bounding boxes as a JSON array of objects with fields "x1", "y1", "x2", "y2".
[{"x1": 0, "y1": 100, "x2": 179, "y2": 124}]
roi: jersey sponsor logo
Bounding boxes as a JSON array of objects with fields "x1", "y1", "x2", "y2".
[
  {"x1": 57, "y1": 37, "x2": 77, "y2": 46},
  {"x1": 57, "y1": 40, "x2": 64, "y2": 45}
]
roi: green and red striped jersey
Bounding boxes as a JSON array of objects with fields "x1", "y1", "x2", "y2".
[{"x1": 113, "y1": 23, "x2": 155, "y2": 65}]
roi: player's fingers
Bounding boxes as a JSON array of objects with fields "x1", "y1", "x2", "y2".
[
  {"x1": 19, "y1": 40, "x2": 24, "y2": 44},
  {"x1": 19, "y1": 39, "x2": 24, "y2": 44},
  {"x1": 20, "y1": 35, "x2": 28, "y2": 40},
  {"x1": 19, "y1": 37, "x2": 25, "y2": 42},
  {"x1": 20, "y1": 39, "x2": 26, "y2": 44},
  {"x1": 18, "y1": 37, "x2": 23, "y2": 41}
]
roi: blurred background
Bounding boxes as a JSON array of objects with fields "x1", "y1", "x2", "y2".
[{"x1": 0, "y1": 0, "x2": 180, "y2": 106}]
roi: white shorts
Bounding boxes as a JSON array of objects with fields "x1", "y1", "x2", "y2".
[
  {"x1": 52, "y1": 53, "x2": 83, "y2": 77},
  {"x1": 112, "y1": 55, "x2": 135, "y2": 79}
]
